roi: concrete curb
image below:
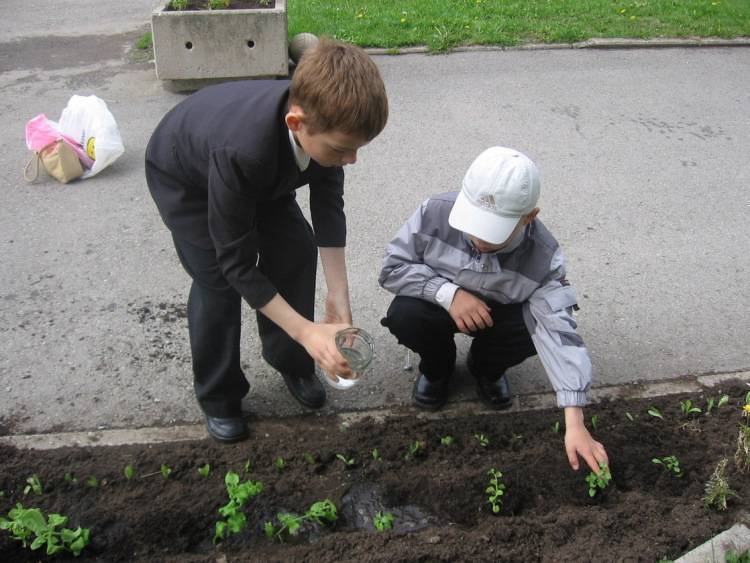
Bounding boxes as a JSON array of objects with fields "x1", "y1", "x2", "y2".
[
  {"x1": 364, "y1": 37, "x2": 750, "y2": 56},
  {"x1": 675, "y1": 523, "x2": 750, "y2": 562},
  {"x1": 2, "y1": 370, "x2": 748, "y2": 451}
]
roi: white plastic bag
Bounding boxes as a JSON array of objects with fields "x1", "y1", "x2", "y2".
[{"x1": 58, "y1": 95, "x2": 124, "y2": 179}]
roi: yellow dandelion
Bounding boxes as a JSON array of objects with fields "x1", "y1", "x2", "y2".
[{"x1": 743, "y1": 404, "x2": 750, "y2": 413}]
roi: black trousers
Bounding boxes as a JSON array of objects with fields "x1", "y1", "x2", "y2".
[
  {"x1": 172, "y1": 195, "x2": 317, "y2": 417},
  {"x1": 382, "y1": 296, "x2": 537, "y2": 382}
]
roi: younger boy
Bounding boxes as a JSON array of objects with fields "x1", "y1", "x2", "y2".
[
  {"x1": 379, "y1": 147, "x2": 608, "y2": 472},
  {"x1": 145, "y1": 39, "x2": 388, "y2": 443}
]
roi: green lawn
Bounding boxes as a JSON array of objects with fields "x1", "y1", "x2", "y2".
[{"x1": 287, "y1": 0, "x2": 750, "y2": 51}]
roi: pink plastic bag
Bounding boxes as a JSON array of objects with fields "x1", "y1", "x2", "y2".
[{"x1": 25, "y1": 114, "x2": 94, "y2": 169}]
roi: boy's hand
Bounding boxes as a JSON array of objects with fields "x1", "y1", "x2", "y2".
[
  {"x1": 563, "y1": 407, "x2": 609, "y2": 473},
  {"x1": 297, "y1": 322, "x2": 355, "y2": 379},
  {"x1": 448, "y1": 289, "x2": 494, "y2": 333}
]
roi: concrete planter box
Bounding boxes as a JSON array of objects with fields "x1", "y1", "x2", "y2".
[{"x1": 151, "y1": 0, "x2": 288, "y2": 84}]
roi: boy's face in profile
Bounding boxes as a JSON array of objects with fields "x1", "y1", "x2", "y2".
[
  {"x1": 286, "y1": 105, "x2": 369, "y2": 167},
  {"x1": 466, "y1": 208, "x2": 540, "y2": 253}
]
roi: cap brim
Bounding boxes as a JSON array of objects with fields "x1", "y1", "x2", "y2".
[{"x1": 448, "y1": 191, "x2": 521, "y2": 245}]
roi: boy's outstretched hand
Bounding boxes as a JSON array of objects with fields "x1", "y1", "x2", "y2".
[
  {"x1": 564, "y1": 406, "x2": 609, "y2": 473},
  {"x1": 448, "y1": 289, "x2": 494, "y2": 333}
]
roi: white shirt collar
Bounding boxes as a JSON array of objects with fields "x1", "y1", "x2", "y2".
[{"x1": 288, "y1": 129, "x2": 310, "y2": 171}]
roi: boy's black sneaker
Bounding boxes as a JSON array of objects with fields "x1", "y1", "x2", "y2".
[
  {"x1": 412, "y1": 373, "x2": 449, "y2": 410},
  {"x1": 467, "y1": 353, "x2": 513, "y2": 410},
  {"x1": 280, "y1": 371, "x2": 326, "y2": 409},
  {"x1": 204, "y1": 415, "x2": 249, "y2": 443}
]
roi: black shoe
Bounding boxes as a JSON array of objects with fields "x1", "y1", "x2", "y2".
[
  {"x1": 412, "y1": 373, "x2": 449, "y2": 410},
  {"x1": 204, "y1": 415, "x2": 249, "y2": 444},
  {"x1": 467, "y1": 353, "x2": 513, "y2": 410},
  {"x1": 280, "y1": 371, "x2": 326, "y2": 409}
]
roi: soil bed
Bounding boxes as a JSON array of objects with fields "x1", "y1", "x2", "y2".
[
  {"x1": 1, "y1": 386, "x2": 749, "y2": 562},
  {"x1": 165, "y1": 1, "x2": 276, "y2": 11}
]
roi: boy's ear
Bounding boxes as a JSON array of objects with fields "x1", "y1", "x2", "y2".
[
  {"x1": 522, "y1": 207, "x2": 541, "y2": 225},
  {"x1": 285, "y1": 104, "x2": 305, "y2": 132}
]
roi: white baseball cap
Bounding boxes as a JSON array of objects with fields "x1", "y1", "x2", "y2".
[{"x1": 449, "y1": 147, "x2": 540, "y2": 245}]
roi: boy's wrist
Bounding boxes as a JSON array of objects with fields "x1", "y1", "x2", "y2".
[
  {"x1": 564, "y1": 406, "x2": 585, "y2": 429},
  {"x1": 435, "y1": 281, "x2": 460, "y2": 311}
]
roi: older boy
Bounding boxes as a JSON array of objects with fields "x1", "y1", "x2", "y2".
[
  {"x1": 146, "y1": 39, "x2": 388, "y2": 443},
  {"x1": 379, "y1": 147, "x2": 608, "y2": 472}
]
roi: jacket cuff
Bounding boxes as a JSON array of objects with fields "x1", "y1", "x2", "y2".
[
  {"x1": 556, "y1": 390, "x2": 588, "y2": 408},
  {"x1": 423, "y1": 276, "x2": 451, "y2": 304},
  {"x1": 435, "y1": 282, "x2": 460, "y2": 311}
]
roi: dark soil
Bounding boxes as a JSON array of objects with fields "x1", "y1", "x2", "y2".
[
  {"x1": 165, "y1": 1, "x2": 276, "y2": 11},
  {"x1": 2, "y1": 387, "x2": 749, "y2": 562}
]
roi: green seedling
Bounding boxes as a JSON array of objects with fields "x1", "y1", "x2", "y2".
[
  {"x1": 474, "y1": 433, "x2": 489, "y2": 448},
  {"x1": 551, "y1": 421, "x2": 560, "y2": 434},
  {"x1": 647, "y1": 407, "x2": 663, "y2": 419},
  {"x1": 590, "y1": 415, "x2": 599, "y2": 430},
  {"x1": 339, "y1": 422, "x2": 350, "y2": 433},
  {"x1": 135, "y1": 31, "x2": 152, "y2": 50},
  {"x1": 371, "y1": 448, "x2": 381, "y2": 461},
  {"x1": 63, "y1": 472, "x2": 77, "y2": 485},
  {"x1": 209, "y1": 0, "x2": 230, "y2": 8},
  {"x1": 265, "y1": 499, "x2": 338, "y2": 542},
  {"x1": 274, "y1": 457, "x2": 286, "y2": 471},
  {"x1": 706, "y1": 394, "x2": 730, "y2": 414},
  {"x1": 160, "y1": 465, "x2": 172, "y2": 479},
  {"x1": 302, "y1": 452, "x2": 316, "y2": 465},
  {"x1": 405, "y1": 440, "x2": 424, "y2": 460},
  {"x1": 124, "y1": 465, "x2": 135, "y2": 480},
  {"x1": 510, "y1": 433, "x2": 524, "y2": 448},
  {"x1": 485, "y1": 468, "x2": 506, "y2": 514},
  {"x1": 213, "y1": 471, "x2": 263, "y2": 544},
  {"x1": 198, "y1": 464, "x2": 211, "y2": 478},
  {"x1": 23, "y1": 475, "x2": 42, "y2": 496},
  {"x1": 373, "y1": 511, "x2": 394, "y2": 532},
  {"x1": 85, "y1": 476, "x2": 99, "y2": 488},
  {"x1": 625, "y1": 411, "x2": 635, "y2": 422},
  {"x1": 0, "y1": 490, "x2": 5, "y2": 497},
  {"x1": 652, "y1": 455, "x2": 683, "y2": 478},
  {"x1": 703, "y1": 458, "x2": 737, "y2": 511},
  {"x1": 0, "y1": 503, "x2": 90, "y2": 556},
  {"x1": 735, "y1": 421, "x2": 750, "y2": 473},
  {"x1": 169, "y1": 0, "x2": 188, "y2": 9},
  {"x1": 585, "y1": 462, "x2": 612, "y2": 497},
  {"x1": 336, "y1": 453, "x2": 356, "y2": 467},
  {"x1": 440, "y1": 435, "x2": 455, "y2": 445},
  {"x1": 679, "y1": 399, "x2": 702, "y2": 416},
  {"x1": 243, "y1": 459, "x2": 252, "y2": 473}
]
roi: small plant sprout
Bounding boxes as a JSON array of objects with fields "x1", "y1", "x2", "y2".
[
  {"x1": 707, "y1": 394, "x2": 730, "y2": 414},
  {"x1": 265, "y1": 499, "x2": 338, "y2": 542},
  {"x1": 485, "y1": 469, "x2": 506, "y2": 514},
  {"x1": 585, "y1": 462, "x2": 612, "y2": 497},
  {"x1": 23, "y1": 475, "x2": 42, "y2": 496},
  {"x1": 302, "y1": 452, "x2": 316, "y2": 465},
  {"x1": 679, "y1": 399, "x2": 702, "y2": 417},
  {"x1": 124, "y1": 465, "x2": 135, "y2": 480},
  {"x1": 85, "y1": 476, "x2": 99, "y2": 488},
  {"x1": 336, "y1": 453, "x2": 356, "y2": 467},
  {"x1": 0, "y1": 503, "x2": 91, "y2": 556},
  {"x1": 243, "y1": 459, "x2": 252, "y2": 473},
  {"x1": 625, "y1": 411, "x2": 635, "y2": 422},
  {"x1": 371, "y1": 448, "x2": 381, "y2": 461},
  {"x1": 703, "y1": 458, "x2": 737, "y2": 511},
  {"x1": 647, "y1": 407, "x2": 663, "y2": 419},
  {"x1": 373, "y1": 511, "x2": 394, "y2": 532},
  {"x1": 652, "y1": 455, "x2": 684, "y2": 478},
  {"x1": 63, "y1": 472, "x2": 77, "y2": 485},
  {"x1": 213, "y1": 471, "x2": 263, "y2": 544},
  {"x1": 160, "y1": 464, "x2": 172, "y2": 479},
  {"x1": 590, "y1": 415, "x2": 599, "y2": 430},
  {"x1": 735, "y1": 404, "x2": 750, "y2": 473},
  {"x1": 209, "y1": 0, "x2": 231, "y2": 9},
  {"x1": 198, "y1": 464, "x2": 211, "y2": 478},
  {"x1": 474, "y1": 433, "x2": 490, "y2": 448},
  {"x1": 551, "y1": 421, "x2": 560, "y2": 434},
  {"x1": 405, "y1": 440, "x2": 424, "y2": 460},
  {"x1": 274, "y1": 457, "x2": 286, "y2": 472},
  {"x1": 440, "y1": 435, "x2": 455, "y2": 445}
]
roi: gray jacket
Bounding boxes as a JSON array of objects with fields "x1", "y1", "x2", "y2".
[{"x1": 378, "y1": 192, "x2": 591, "y2": 407}]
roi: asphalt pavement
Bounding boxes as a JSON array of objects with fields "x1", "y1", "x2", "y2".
[{"x1": 1, "y1": 1, "x2": 749, "y2": 435}]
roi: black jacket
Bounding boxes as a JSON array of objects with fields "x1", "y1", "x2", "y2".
[{"x1": 145, "y1": 80, "x2": 345, "y2": 308}]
